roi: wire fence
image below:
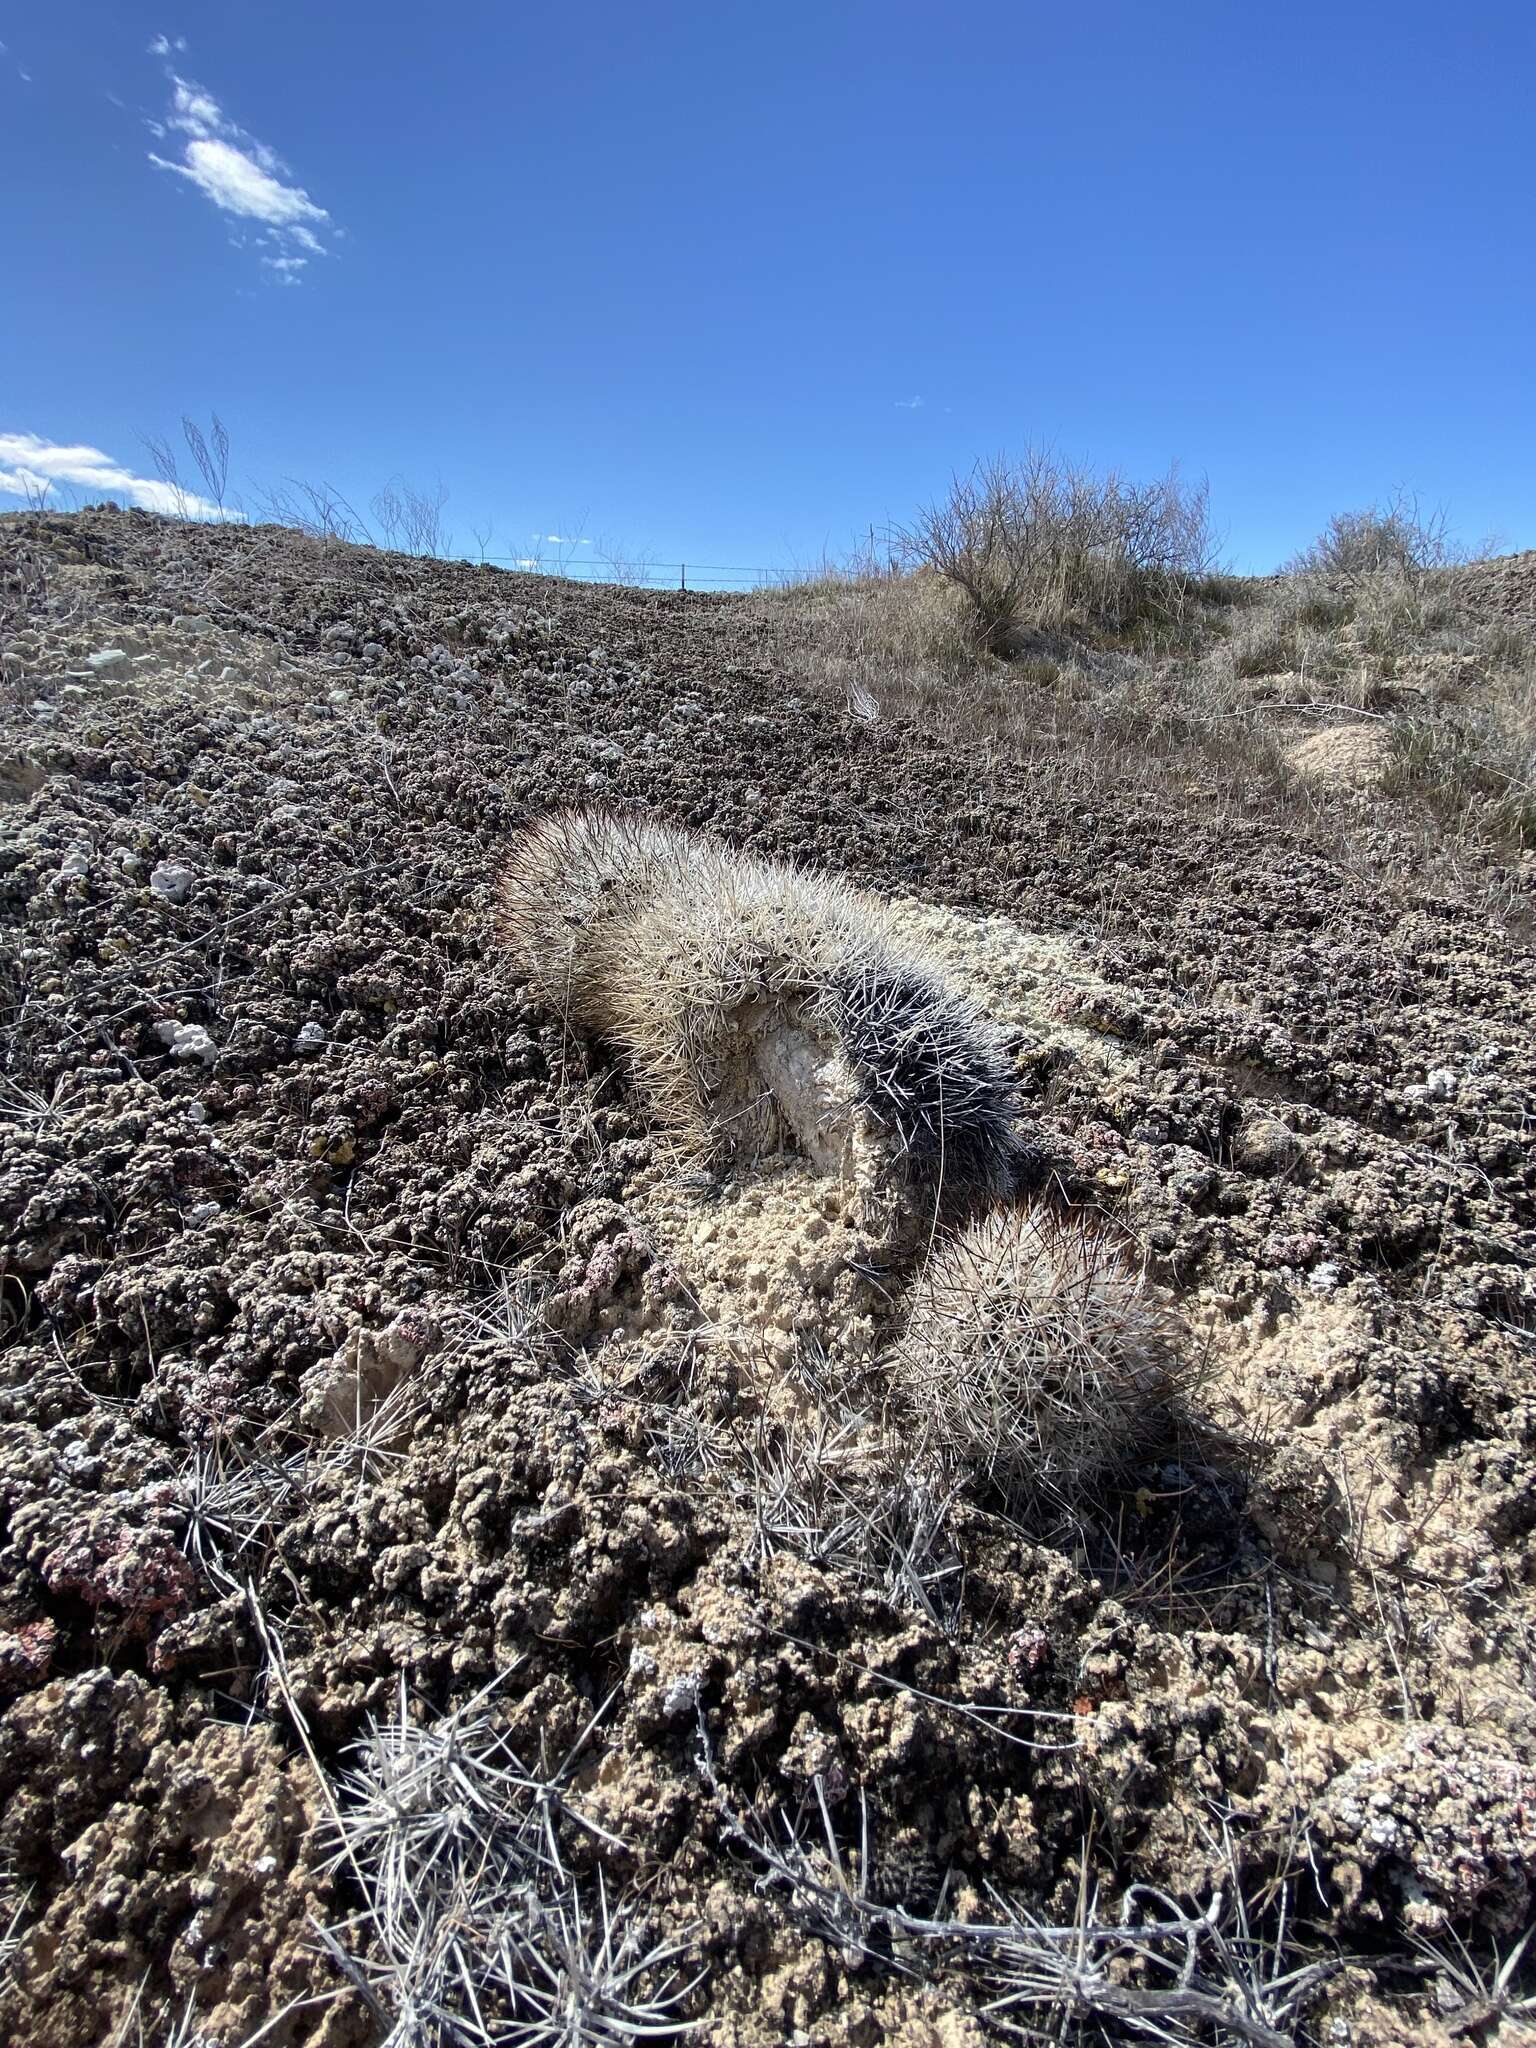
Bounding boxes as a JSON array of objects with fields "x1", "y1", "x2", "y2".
[
  {"x1": 471, "y1": 554, "x2": 779, "y2": 592},
  {"x1": 0, "y1": 477, "x2": 787, "y2": 593}
]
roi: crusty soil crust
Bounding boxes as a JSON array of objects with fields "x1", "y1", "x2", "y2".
[{"x1": 1, "y1": 509, "x2": 1533, "y2": 2045}]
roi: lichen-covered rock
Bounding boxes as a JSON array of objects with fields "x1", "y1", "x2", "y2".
[{"x1": 1317, "y1": 1727, "x2": 1536, "y2": 1935}]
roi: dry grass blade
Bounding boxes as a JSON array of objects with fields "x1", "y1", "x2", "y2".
[
  {"x1": 698, "y1": 1726, "x2": 1332, "y2": 2046},
  {"x1": 176, "y1": 1442, "x2": 307, "y2": 1593}
]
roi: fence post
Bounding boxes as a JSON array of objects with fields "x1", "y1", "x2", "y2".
[{"x1": 680, "y1": 563, "x2": 687, "y2": 593}]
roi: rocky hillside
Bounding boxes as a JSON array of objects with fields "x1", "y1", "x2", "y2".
[{"x1": 1, "y1": 508, "x2": 1533, "y2": 2047}]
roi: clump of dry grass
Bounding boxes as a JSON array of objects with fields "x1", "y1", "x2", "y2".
[
  {"x1": 653, "y1": 1390, "x2": 966, "y2": 1626},
  {"x1": 497, "y1": 808, "x2": 1030, "y2": 1209},
  {"x1": 890, "y1": 1206, "x2": 1184, "y2": 1518},
  {"x1": 1381, "y1": 689, "x2": 1536, "y2": 851}
]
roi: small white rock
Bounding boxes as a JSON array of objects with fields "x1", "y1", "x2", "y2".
[
  {"x1": 150, "y1": 861, "x2": 195, "y2": 904},
  {"x1": 661, "y1": 1672, "x2": 702, "y2": 1719},
  {"x1": 154, "y1": 1021, "x2": 217, "y2": 1065},
  {"x1": 87, "y1": 649, "x2": 128, "y2": 672},
  {"x1": 294, "y1": 1020, "x2": 326, "y2": 1055}
]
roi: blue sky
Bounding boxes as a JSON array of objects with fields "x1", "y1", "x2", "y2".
[{"x1": 3, "y1": 0, "x2": 1533, "y2": 580}]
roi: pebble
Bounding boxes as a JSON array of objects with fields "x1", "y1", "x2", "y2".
[
  {"x1": 87, "y1": 649, "x2": 128, "y2": 672},
  {"x1": 153, "y1": 1021, "x2": 218, "y2": 1065},
  {"x1": 149, "y1": 861, "x2": 195, "y2": 904},
  {"x1": 293, "y1": 1020, "x2": 326, "y2": 1055}
]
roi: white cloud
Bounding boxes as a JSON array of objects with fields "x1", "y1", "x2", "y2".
[
  {"x1": 0, "y1": 433, "x2": 222, "y2": 518},
  {"x1": 895, "y1": 396, "x2": 925, "y2": 410},
  {"x1": 151, "y1": 138, "x2": 328, "y2": 231},
  {"x1": 535, "y1": 533, "x2": 591, "y2": 544},
  {"x1": 145, "y1": 68, "x2": 336, "y2": 279},
  {"x1": 148, "y1": 33, "x2": 188, "y2": 56}
]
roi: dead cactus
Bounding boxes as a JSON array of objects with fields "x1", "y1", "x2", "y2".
[{"x1": 497, "y1": 807, "x2": 1032, "y2": 1211}]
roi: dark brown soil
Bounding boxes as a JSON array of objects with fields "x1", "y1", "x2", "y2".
[{"x1": 1, "y1": 508, "x2": 1533, "y2": 2046}]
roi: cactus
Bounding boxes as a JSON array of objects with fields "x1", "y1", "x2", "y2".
[
  {"x1": 892, "y1": 1205, "x2": 1181, "y2": 1514},
  {"x1": 498, "y1": 807, "x2": 1032, "y2": 1213}
]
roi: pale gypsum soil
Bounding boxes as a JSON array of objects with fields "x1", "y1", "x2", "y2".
[{"x1": 1, "y1": 508, "x2": 1534, "y2": 2047}]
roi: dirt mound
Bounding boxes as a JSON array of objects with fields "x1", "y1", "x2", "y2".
[
  {"x1": 1286, "y1": 721, "x2": 1390, "y2": 789},
  {"x1": 2, "y1": 507, "x2": 1534, "y2": 2045}
]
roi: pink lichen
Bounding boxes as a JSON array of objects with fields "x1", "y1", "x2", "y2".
[
  {"x1": 42, "y1": 1518, "x2": 196, "y2": 1635},
  {"x1": 0, "y1": 1618, "x2": 59, "y2": 1694}
]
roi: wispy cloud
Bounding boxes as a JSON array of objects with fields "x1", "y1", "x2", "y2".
[
  {"x1": 147, "y1": 33, "x2": 188, "y2": 56},
  {"x1": 0, "y1": 432, "x2": 222, "y2": 518},
  {"x1": 894, "y1": 396, "x2": 925, "y2": 410},
  {"x1": 145, "y1": 64, "x2": 337, "y2": 281},
  {"x1": 533, "y1": 532, "x2": 592, "y2": 544}
]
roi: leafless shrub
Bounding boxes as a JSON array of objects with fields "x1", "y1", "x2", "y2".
[
  {"x1": 372, "y1": 480, "x2": 451, "y2": 559},
  {"x1": 1284, "y1": 491, "x2": 1464, "y2": 587},
  {"x1": 250, "y1": 478, "x2": 375, "y2": 546},
  {"x1": 141, "y1": 433, "x2": 193, "y2": 521},
  {"x1": 592, "y1": 537, "x2": 660, "y2": 588},
  {"x1": 896, "y1": 450, "x2": 1220, "y2": 654},
  {"x1": 137, "y1": 416, "x2": 235, "y2": 522}
]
